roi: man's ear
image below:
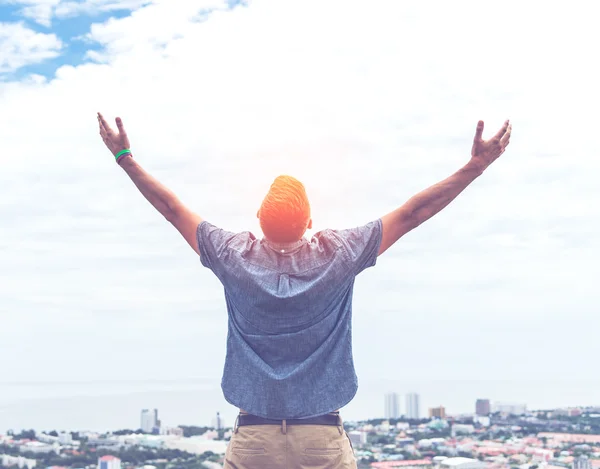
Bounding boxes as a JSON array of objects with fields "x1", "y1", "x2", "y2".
[{"x1": 307, "y1": 218, "x2": 313, "y2": 229}]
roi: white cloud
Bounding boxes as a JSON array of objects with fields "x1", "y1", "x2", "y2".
[
  {"x1": 55, "y1": 0, "x2": 153, "y2": 19},
  {"x1": 1, "y1": 0, "x2": 152, "y2": 26},
  {"x1": 0, "y1": 0, "x2": 599, "y2": 421},
  {"x1": 1, "y1": 0, "x2": 61, "y2": 27},
  {"x1": 0, "y1": 22, "x2": 62, "y2": 72}
]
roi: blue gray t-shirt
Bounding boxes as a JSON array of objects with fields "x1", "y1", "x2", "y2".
[{"x1": 196, "y1": 218, "x2": 382, "y2": 419}]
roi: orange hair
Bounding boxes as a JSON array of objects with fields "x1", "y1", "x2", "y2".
[{"x1": 259, "y1": 175, "x2": 311, "y2": 242}]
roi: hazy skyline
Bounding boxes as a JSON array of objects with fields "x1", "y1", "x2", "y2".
[
  {"x1": 1, "y1": 0, "x2": 599, "y2": 426},
  {"x1": 2, "y1": 378, "x2": 599, "y2": 432}
]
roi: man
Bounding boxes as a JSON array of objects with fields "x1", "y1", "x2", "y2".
[{"x1": 97, "y1": 113, "x2": 511, "y2": 469}]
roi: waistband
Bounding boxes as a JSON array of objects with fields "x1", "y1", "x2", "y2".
[{"x1": 237, "y1": 411, "x2": 340, "y2": 427}]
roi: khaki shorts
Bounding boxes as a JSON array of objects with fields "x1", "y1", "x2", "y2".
[{"x1": 223, "y1": 413, "x2": 357, "y2": 469}]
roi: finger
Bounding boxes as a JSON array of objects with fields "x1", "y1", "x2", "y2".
[
  {"x1": 97, "y1": 112, "x2": 107, "y2": 130},
  {"x1": 500, "y1": 123, "x2": 512, "y2": 146},
  {"x1": 115, "y1": 117, "x2": 127, "y2": 136},
  {"x1": 97, "y1": 112, "x2": 114, "y2": 134},
  {"x1": 492, "y1": 119, "x2": 510, "y2": 143},
  {"x1": 474, "y1": 120, "x2": 484, "y2": 143}
]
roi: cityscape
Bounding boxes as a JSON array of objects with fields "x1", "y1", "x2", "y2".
[{"x1": 2, "y1": 396, "x2": 600, "y2": 469}]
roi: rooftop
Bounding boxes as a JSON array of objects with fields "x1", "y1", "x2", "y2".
[
  {"x1": 442, "y1": 458, "x2": 481, "y2": 466},
  {"x1": 371, "y1": 460, "x2": 432, "y2": 468}
]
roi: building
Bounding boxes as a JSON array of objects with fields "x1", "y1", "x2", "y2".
[
  {"x1": 140, "y1": 409, "x2": 160, "y2": 434},
  {"x1": 347, "y1": 430, "x2": 368, "y2": 448},
  {"x1": 396, "y1": 436, "x2": 415, "y2": 447},
  {"x1": 475, "y1": 399, "x2": 490, "y2": 416},
  {"x1": 474, "y1": 415, "x2": 490, "y2": 427},
  {"x1": 33, "y1": 434, "x2": 57, "y2": 444},
  {"x1": 18, "y1": 442, "x2": 55, "y2": 454},
  {"x1": 452, "y1": 424, "x2": 475, "y2": 435},
  {"x1": 553, "y1": 408, "x2": 583, "y2": 418},
  {"x1": 98, "y1": 455, "x2": 121, "y2": 469},
  {"x1": 428, "y1": 419, "x2": 449, "y2": 431},
  {"x1": 164, "y1": 438, "x2": 228, "y2": 455},
  {"x1": 1, "y1": 455, "x2": 36, "y2": 469},
  {"x1": 385, "y1": 393, "x2": 401, "y2": 419},
  {"x1": 406, "y1": 393, "x2": 420, "y2": 419},
  {"x1": 202, "y1": 464, "x2": 223, "y2": 469},
  {"x1": 429, "y1": 406, "x2": 446, "y2": 419},
  {"x1": 371, "y1": 460, "x2": 432, "y2": 469},
  {"x1": 211, "y1": 412, "x2": 226, "y2": 431},
  {"x1": 573, "y1": 456, "x2": 592, "y2": 469},
  {"x1": 494, "y1": 403, "x2": 527, "y2": 415},
  {"x1": 86, "y1": 438, "x2": 119, "y2": 449},
  {"x1": 538, "y1": 433, "x2": 600, "y2": 444},
  {"x1": 441, "y1": 457, "x2": 486, "y2": 469},
  {"x1": 160, "y1": 426, "x2": 184, "y2": 437}
]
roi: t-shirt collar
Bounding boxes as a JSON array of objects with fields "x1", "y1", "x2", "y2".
[{"x1": 263, "y1": 237, "x2": 306, "y2": 253}]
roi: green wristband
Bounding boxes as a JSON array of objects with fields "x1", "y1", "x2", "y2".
[{"x1": 115, "y1": 149, "x2": 132, "y2": 161}]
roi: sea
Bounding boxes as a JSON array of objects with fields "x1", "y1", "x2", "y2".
[{"x1": 1, "y1": 379, "x2": 599, "y2": 433}]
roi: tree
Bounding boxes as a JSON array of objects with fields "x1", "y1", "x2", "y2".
[
  {"x1": 11, "y1": 430, "x2": 35, "y2": 440},
  {"x1": 112, "y1": 429, "x2": 139, "y2": 436},
  {"x1": 179, "y1": 426, "x2": 212, "y2": 438}
]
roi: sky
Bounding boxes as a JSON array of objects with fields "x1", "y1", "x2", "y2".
[{"x1": 1, "y1": 0, "x2": 600, "y2": 427}]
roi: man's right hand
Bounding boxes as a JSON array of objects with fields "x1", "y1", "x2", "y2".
[
  {"x1": 97, "y1": 111, "x2": 204, "y2": 255},
  {"x1": 469, "y1": 119, "x2": 512, "y2": 173}
]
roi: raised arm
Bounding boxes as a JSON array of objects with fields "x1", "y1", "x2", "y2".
[
  {"x1": 378, "y1": 119, "x2": 512, "y2": 256},
  {"x1": 97, "y1": 113, "x2": 203, "y2": 255}
]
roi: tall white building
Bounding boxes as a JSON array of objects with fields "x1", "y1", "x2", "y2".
[
  {"x1": 406, "y1": 393, "x2": 420, "y2": 419},
  {"x1": 141, "y1": 408, "x2": 159, "y2": 433},
  {"x1": 384, "y1": 393, "x2": 401, "y2": 419},
  {"x1": 98, "y1": 455, "x2": 121, "y2": 469},
  {"x1": 212, "y1": 412, "x2": 226, "y2": 430}
]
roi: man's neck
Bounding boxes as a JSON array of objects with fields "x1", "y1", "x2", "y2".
[{"x1": 263, "y1": 237, "x2": 305, "y2": 253}]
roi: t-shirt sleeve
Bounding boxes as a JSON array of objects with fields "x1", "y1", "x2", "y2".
[
  {"x1": 196, "y1": 220, "x2": 239, "y2": 274},
  {"x1": 333, "y1": 218, "x2": 383, "y2": 275}
]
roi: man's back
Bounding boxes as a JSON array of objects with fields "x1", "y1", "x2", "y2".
[
  {"x1": 97, "y1": 113, "x2": 511, "y2": 468},
  {"x1": 196, "y1": 219, "x2": 383, "y2": 419}
]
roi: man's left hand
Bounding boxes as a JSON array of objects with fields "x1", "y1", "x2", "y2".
[{"x1": 97, "y1": 112, "x2": 131, "y2": 160}]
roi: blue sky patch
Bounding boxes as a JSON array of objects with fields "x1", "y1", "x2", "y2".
[
  {"x1": 3, "y1": 10, "x2": 133, "y2": 81},
  {"x1": 0, "y1": 4, "x2": 21, "y2": 22},
  {"x1": 0, "y1": 0, "x2": 248, "y2": 81}
]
